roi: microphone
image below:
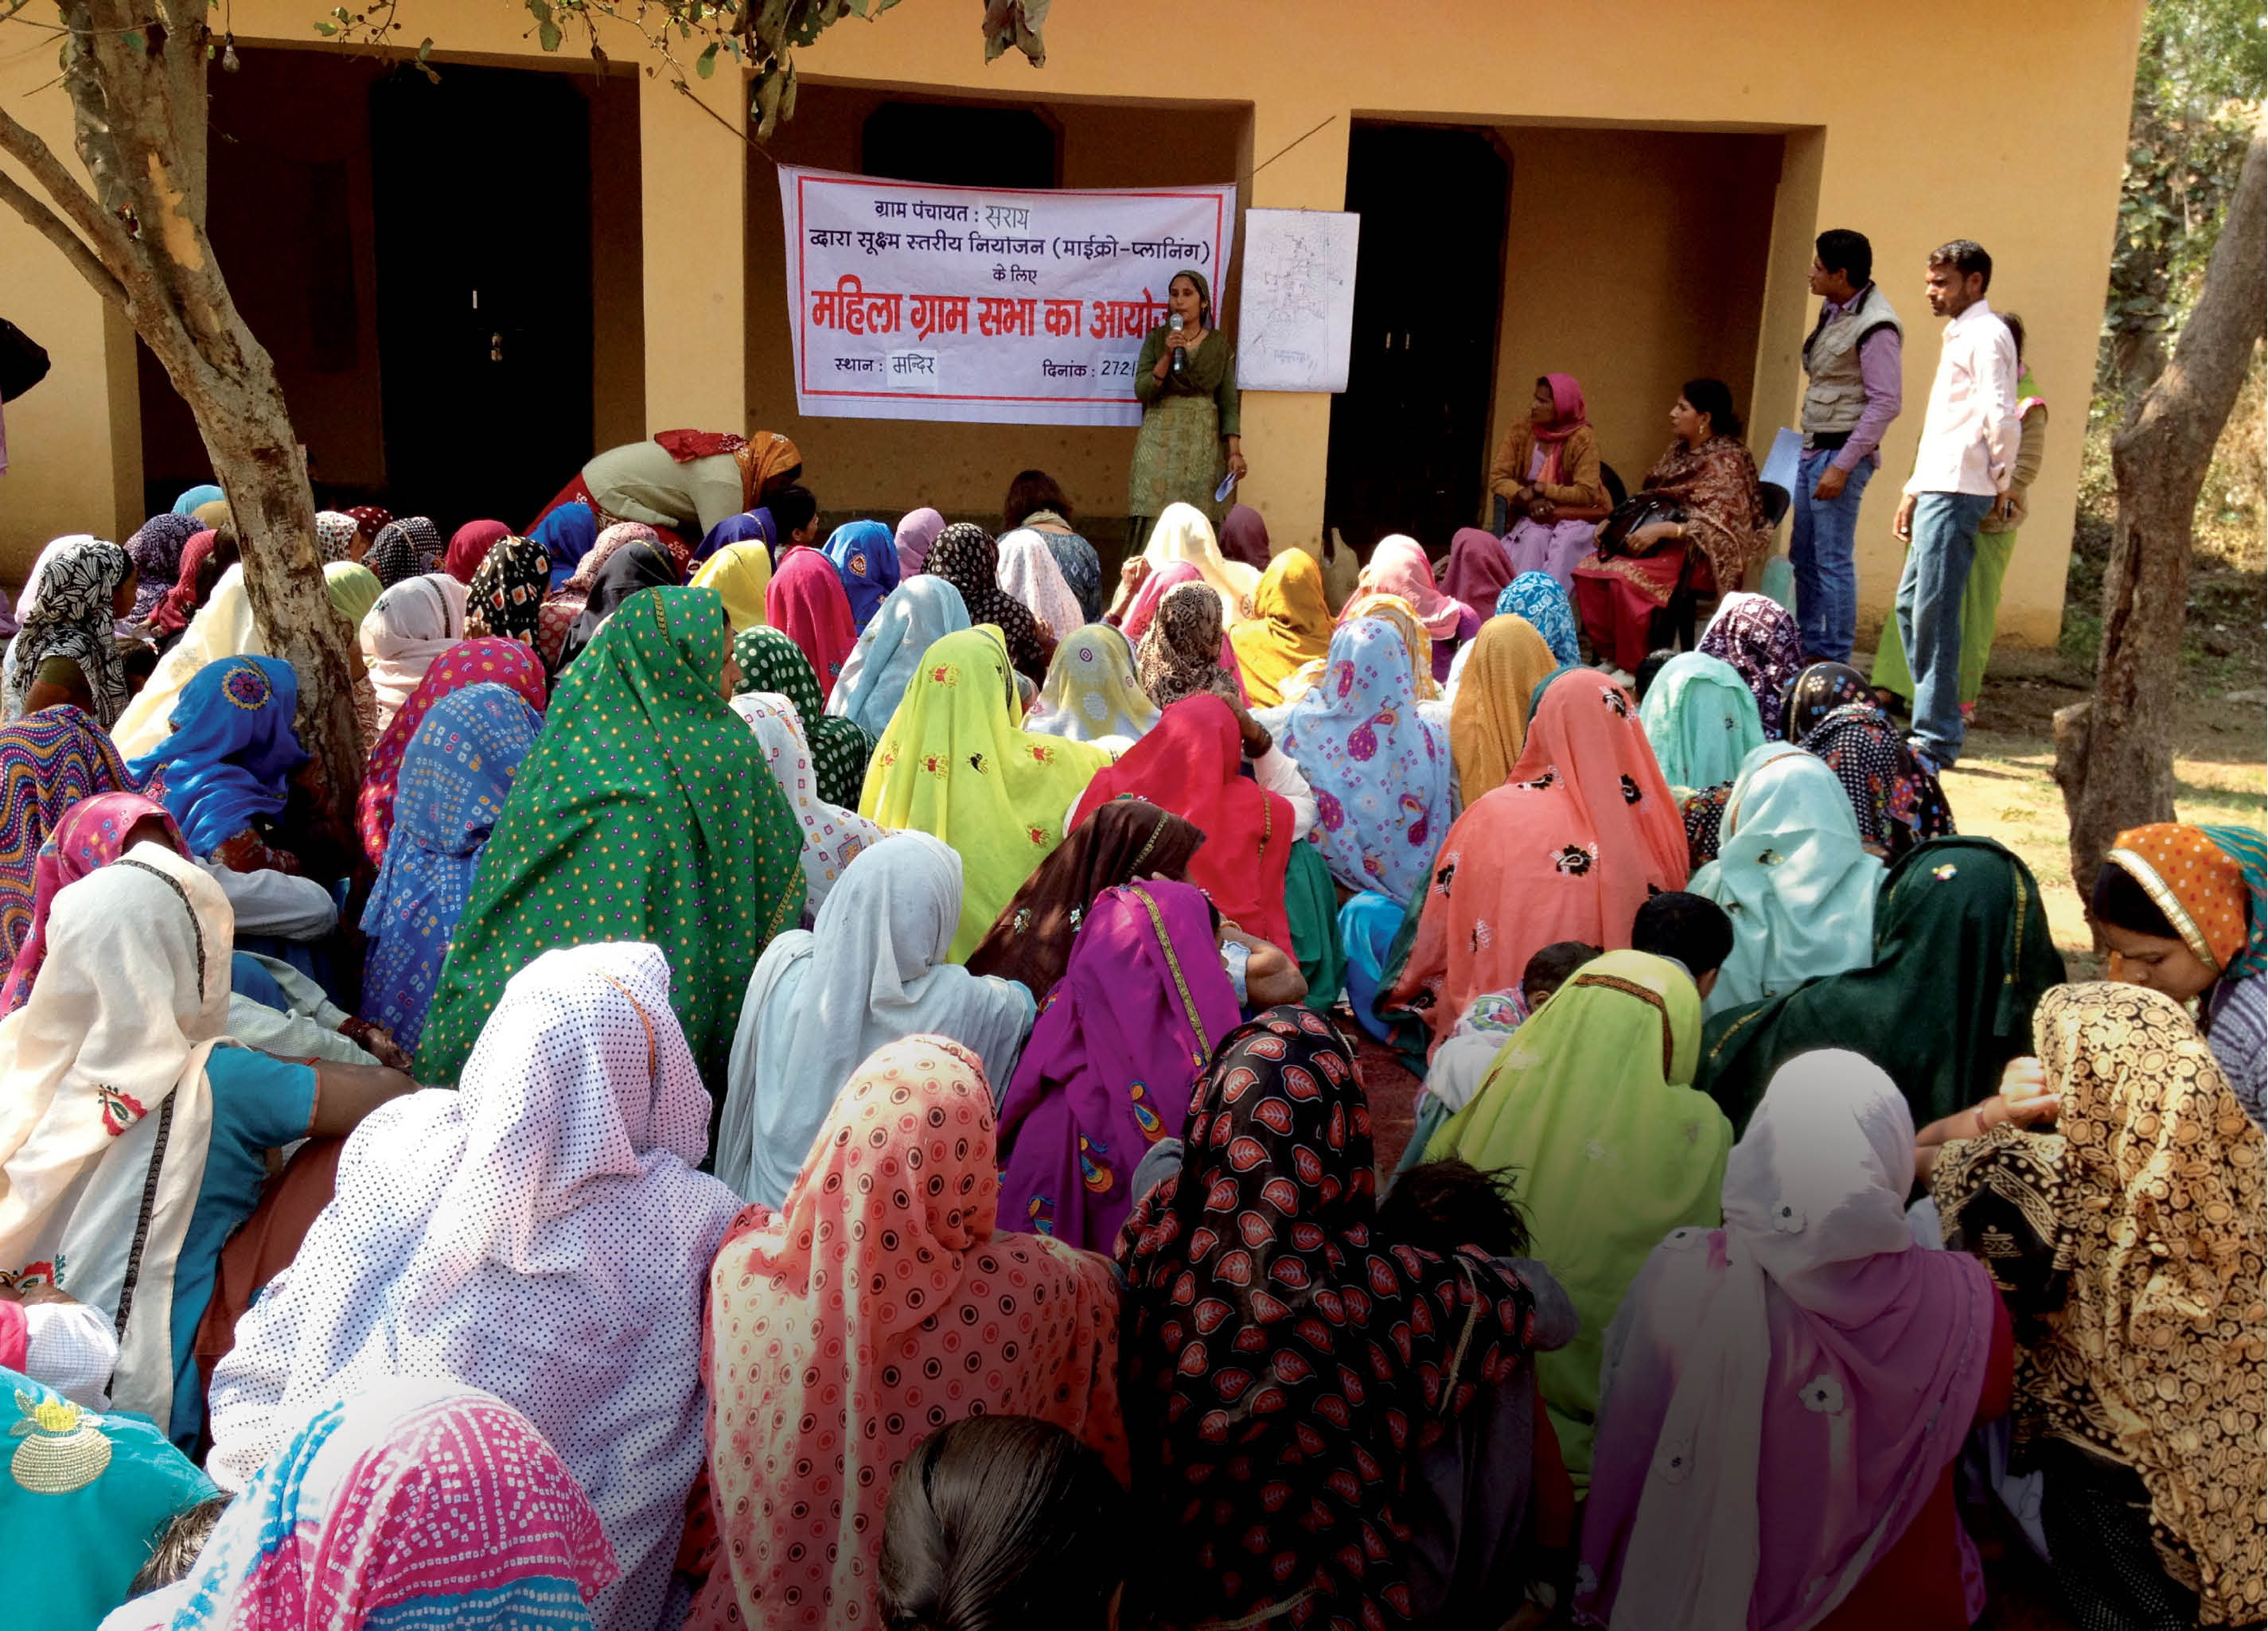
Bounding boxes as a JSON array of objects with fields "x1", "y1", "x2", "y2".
[{"x1": 1169, "y1": 312, "x2": 1186, "y2": 377}]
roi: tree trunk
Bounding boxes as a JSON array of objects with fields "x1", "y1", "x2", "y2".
[{"x1": 2054, "y1": 128, "x2": 2266, "y2": 897}]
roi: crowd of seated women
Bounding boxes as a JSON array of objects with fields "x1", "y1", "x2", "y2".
[{"x1": 0, "y1": 442, "x2": 2258, "y2": 1631}]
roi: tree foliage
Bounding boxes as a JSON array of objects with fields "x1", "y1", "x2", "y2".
[
  {"x1": 318, "y1": 0, "x2": 1050, "y2": 138},
  {"x1": 2102, "y1": 0, "x2": 2266, "y2": 411}
]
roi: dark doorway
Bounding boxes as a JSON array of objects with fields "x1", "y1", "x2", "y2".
[
  {"x1": 370, "y1": 65, "x2": 594, "y2": 526},
  {"x1": 1326, "y1": 127, "x2": 1509, "y2": 559}
]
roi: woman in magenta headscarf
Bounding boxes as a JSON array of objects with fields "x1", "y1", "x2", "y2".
[
  {"x1": 1346, "y1": 535, "x2": 1474, "y2": 682},
  {"x1": 442, "y1": 520, "x2": 511, "y2": 585},
  {"x1": 894, "y1": 507, "x2": 945, "y2": 576},
  {"x1": 1487, "y1": 372, "x2": 1611, "y2": 589},
  {"x1": 993, "y1": 878, "x2": 1241, "y2": 1251},
  {"x1": 766, "y1": 546, "x2": 860, "y2": 698}
]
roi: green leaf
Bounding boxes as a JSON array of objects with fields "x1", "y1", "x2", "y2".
[
  {"x1": 312, "y1": 19, "x2": 336, "y2": 32},
  {"x1": 696, "y1": 40, "x2": 719, "y2": 76},
  {"x1": 540, "y1": 18, "x2": 563, "y2": 50}
]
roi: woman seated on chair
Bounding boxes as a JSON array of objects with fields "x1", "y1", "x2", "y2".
[
  {"x1": 1572, "y1": 379, "x2": 1772, "y2": 676},
  {"x1": 1487, "y1": 372, "x2": 1613, "y2": 590}
]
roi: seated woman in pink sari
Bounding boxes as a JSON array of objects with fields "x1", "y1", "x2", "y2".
[
  {"x1": 1488, "y1": 373, "x2": 1611, "y2": 590},
  {"x1": 994, "y1": 879, "x2": 1241, "y2": 1251},
  {"x1": 1573, "y1": 379, "x2": 1772, "y2": 675}
]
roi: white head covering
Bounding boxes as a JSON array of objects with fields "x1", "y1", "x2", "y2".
[
  {"x1": 0, "y1": 843, "x2": 232, "y2": 1429},
  {"x1": 996, "y1": 527, "x2": 1084, "y2": 641},
  {"x1": 1143, "y1": 501, "x2": 1261, "y2": 625},
  {"x1": 205, "y1": 941, "x2": 744, "y2": 1631},
  {"x1": 358, "y1": 571, "x2": 469, "y2": 733},
  {"x1": 109, "y1": 562, "x2": 264, "y2": 758},
  {"x1": 716, "y1": 831, "x2": 1035, "y2": 1207},
  {"x1": 828, "y1": 574, "x2": 971, "y2": 738},
  {"x1": 731, "y1": 690, "x2": 887, "y2": 910}
]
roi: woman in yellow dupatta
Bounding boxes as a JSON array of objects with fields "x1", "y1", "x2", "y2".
[
  {"x1": 859, "y1": 625, "x2": 1111, "y2": 960},
  {"x1": 1229, "y1": 548, "x2": 1332, "y2": 707},
  {"x1": 1448, "y1": 613, "x2": 1559, "y2": 808}
]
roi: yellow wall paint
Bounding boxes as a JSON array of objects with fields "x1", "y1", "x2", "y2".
[{"x1": 0, "y1": 0, "x2": 2142, "y2": 645}]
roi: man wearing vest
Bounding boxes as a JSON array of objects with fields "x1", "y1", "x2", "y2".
[
  {"x1": 1793, "y1": 229, "x2": 1904, "y2": 666},
  {"x1": 1892, "y1": 239, "x2": 2020, "y2": 773}
]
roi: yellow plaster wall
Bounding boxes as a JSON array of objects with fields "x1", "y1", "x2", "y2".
[{"x1": 0, "y1": 0, "x2": 2142, "y2": 642}]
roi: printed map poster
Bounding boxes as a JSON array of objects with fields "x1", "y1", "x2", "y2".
[
  {"x1": 779, "y1": 166, "x2": 1237, "y2": 426},
  {"x1": 1235, "y1": 209, "x2": 1360, "y2": 393}
]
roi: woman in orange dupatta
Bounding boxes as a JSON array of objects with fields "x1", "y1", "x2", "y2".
[{"x1": 1381, "y1": 669, "x2": 1688, "y2": 1056}]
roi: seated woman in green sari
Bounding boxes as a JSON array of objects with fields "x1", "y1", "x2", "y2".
[{"x1": 1128, "y1": 271, "x2": 1245, "y2": 548}]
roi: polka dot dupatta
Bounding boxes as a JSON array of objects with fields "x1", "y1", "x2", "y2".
[
  {"x1": 691, "y1": 1033, "x2": 1125, "y2": 1631},
  {"x1": 411, "y1": 587, "x2": 805, "y2": 1092}
]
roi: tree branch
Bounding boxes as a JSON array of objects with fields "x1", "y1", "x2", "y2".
[
  {"x1": 0, "y1": 163, "x2": 126, "y2": 302},
  {"x1": 0, "y1": 95, "x2": 135, "y2": 272}
]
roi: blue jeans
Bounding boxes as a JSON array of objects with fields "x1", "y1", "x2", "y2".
[
  {"x1": 1788, "y1": 447, "x2": 1872, "y2": 661},
  {"x1": 1896, "y1": 490, "x2": 1995, "y2": 766}
]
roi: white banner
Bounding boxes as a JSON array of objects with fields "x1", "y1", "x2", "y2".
[{"x1": 777, "y1": 166, "x2": 1237, "y2": 426}]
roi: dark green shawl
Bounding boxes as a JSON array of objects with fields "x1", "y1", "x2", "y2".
[
  {"x1": 416, "y1": 586, "x2": 805, "y2": 1091},
  {"x1": 1697, "y1": 835, "x2": 2066, "y2": 1130}
]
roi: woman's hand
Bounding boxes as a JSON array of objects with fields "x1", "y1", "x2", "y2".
[
  {"x1": 1530, "y1": 497, "x2": 1557, "y2": 526},
  {"x1": 1165, "y1": 324, "x2": 1195, "y2": 353},
  {"x1": 1225, "y1": 440, "x2": 1249, "y2": 482},
  {"x1": 1034, "y1": 615, "x2": 1056, "y2": 644},
  {"x1": 1992, "y1": 1057, "x2": 2058, "y2": 1127},
  {"x1": 1628, "y1": 521, "x2": 1682, "y2": 550}
]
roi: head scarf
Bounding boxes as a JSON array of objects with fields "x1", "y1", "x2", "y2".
[
  {"x1": 1931, "y1": 982, "x2": 2264, "y2": 1625},
  {"x1": 1495, "y1": 570, "x2": 1580, "y2": 668},
  {"x1": 1141, "y1": 501, "x2": 1258, "y2": 625},
  {"x1": 1449, "y1": 613, "x2": 1558, "y2": 803},
  {"x1": 894, "y1": 505, "x2": 945, "y2": 575},
  {"x1": 2101, "y1": 823, "x2": 2267, "y2": 982},
  {"x1": 126, "y1": 656, "x2": 307, "y2": 857},
  {"x1": 1228, "y1": 547, "x2": 1333, "y2": 707},
  {"x1": 1028, "y1": 621, "x2": 1159, "y2": 744},
  {"x1": 1441, "y1": 524, "x2": 1517, "y2": 612},
  {"x1": 1280, "y1": 614, "x2": 1453, "y2": 901},
  {"x1": 1640, "y1": 650, "x2": 1767, "y2": 790},
  {"x1": 820, "y1": 520, "x2": 900, "y2": 633},
  {"x1": 145, "y1": 527, "x2": 220, "y2": 639},
  {"x1": 1074, "y1": 693, "x2": 1293, "y2": 952},
  {"x1": 1423, "y1": 950, "x2": 1724, "y2": 1479},
  {"x1": 1582, "y1": 1050, "x2": 1997, "y2": 1631},
  {"x1": 1530, "y1": 372, "x2": 1591, "y2": 481},
  {"x1": 556, "y1": 540, "x2": 675, "y2": 674},
  {"x1": 126, "y1": 513, "x2": 200, "y2": 621},
  {"x1": 692, "y1": 1034, "x2": 1125, "y2": 1631},
  {"x1": 692, "y1": 508, "x2": 775, "y2": 569},
  {"x1": 461, "y1": 531, "x2": 548, "y2": 650},
  {"x1": 965, "y1": 798, "x2": 1206, "y2": 1001},
  {"x1": 310, "y1": 508, "x2": 360, "y2": 566},
  {"x1": 1118, "y1": 558, "x2": 1198, "y2": 646},
  {"x1": 0, "y1": 708, "x2": 132, "y2": 966},
  {"x1": 1783, "y1": 662, "x2": 1954, "y2": 860},
  {"x1": 734, "y1": 624, "x2": 875, "y2": 808},
  {"x1": 1689, "y1": 743, "x2": 1886, "y2": 1014},
  {"x1": 996, "y1": 527, "x2": 1082, "y2": 639},
  {"x1": 190, "y1": 500, "x2": 231, "y2": 535},
  {"x1": 727, "y1": 690, "x2": 885, "y2": 913},
  {"x1": 323, "y1": 559, "x2": 381, "y2": 636},
  {"x1": 341, "y1": 504, "x2": 392, "y2": 545},
  {"x1": 442, "y1": 519, "x2": 509, "y2": 584},
  {"x1": 411, "y1": 591, "x2": 802, "y2": 1088},
  {"x1": 529, "y1": 499, "x2": 599, "y2": 590},
  {"x1": 1385, "y1": 671, "x2": 1689, "y2": 1056},
  {"x1": 859, "y1": 625, "x2": 1111, "y2": 961},
  {"x1": 109, "y1": 563, "x2": 260, "y2": 760},
  {"x1": 1331, "y1": 590, "x2": 1442, "y2": 702},
  {"x1": 996, "y1": 879, "x2": 1240, "y2": 1251},
  {"x1": 1119, "y1": 1006, "x2": 1544, "y2": 1627},
  {"x1": 171, "y1": 483, "x2": 224, "y2": 516},
  {"x1": 569, "y1": 522, "x2": 661, "y2": 596},
  {"x1": 1, "y1": 535, "x2": 131, "y2": 726},
  {"x1": 1134, "y1": 580, "x2": 1241, "y2": 713},
  {"x1": 924, "y1": 523, "x2": 1050, "y2": 683},
  {"x1": 0, "y1": 845, "x2": 232, "y2": 1429},
  {"x1": 1699, "y1": 593, "x2": 1804, "y2": 742},
  {"x1": 366, "y1": 519, "x2": 430, "y2": 589},
  {"x1": 1218, "y1": 501, "x2": 1271, "y2": 570},
  {"x1": 1352, "y1": 534, "x2": 1467, "y2": 641},
  {"x1": 356, "y1": 636, "x2": 548, "y2": 868},
  {"x1": 716, "y1": 831, "x2": 1035, "y2": 1206},
  {"x1": 209, "y1": 942, "x2": 746, "y2": 1631},
  {"x1": 829, "y1": 574, "x2": 970, "y2": 739},
  {"x1": 122, "y1": 1382, "x2": 617, "y2": 1631},
  {"x1": 766, "y1": 545, "x2": 862, "y2": 698},
  {"x1": 735, "y1": 427, "x2": 802, "y2": 508},
  {"x1": 689, "y1": 539, "x2": 773, "y2": 632},
  {"x1": 358, "y1": 682, "x2": 544, "y2": 1054},
  {"x1": 359, "y1": 571, "x2": 470, "y2": 732},
  {"x1": 0, "y1": 791, "x2": 177, "y2": 1014},
  {"x1": 1699, "y1": 835, "x2": 2066, "y2": 1130}
]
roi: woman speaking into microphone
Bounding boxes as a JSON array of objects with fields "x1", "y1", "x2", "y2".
[{"x1": 1127, "y1": 269, "x2": 1246, "y2": 549}]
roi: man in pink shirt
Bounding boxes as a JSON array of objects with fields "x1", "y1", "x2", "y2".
[{"x1": 1892, "y1": 239, "x2": 2020, "y2": 771}]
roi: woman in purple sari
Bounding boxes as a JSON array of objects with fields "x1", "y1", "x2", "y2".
[{"x1": 994, "y1": 879, "x2": 1241, "y2": 1252}]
